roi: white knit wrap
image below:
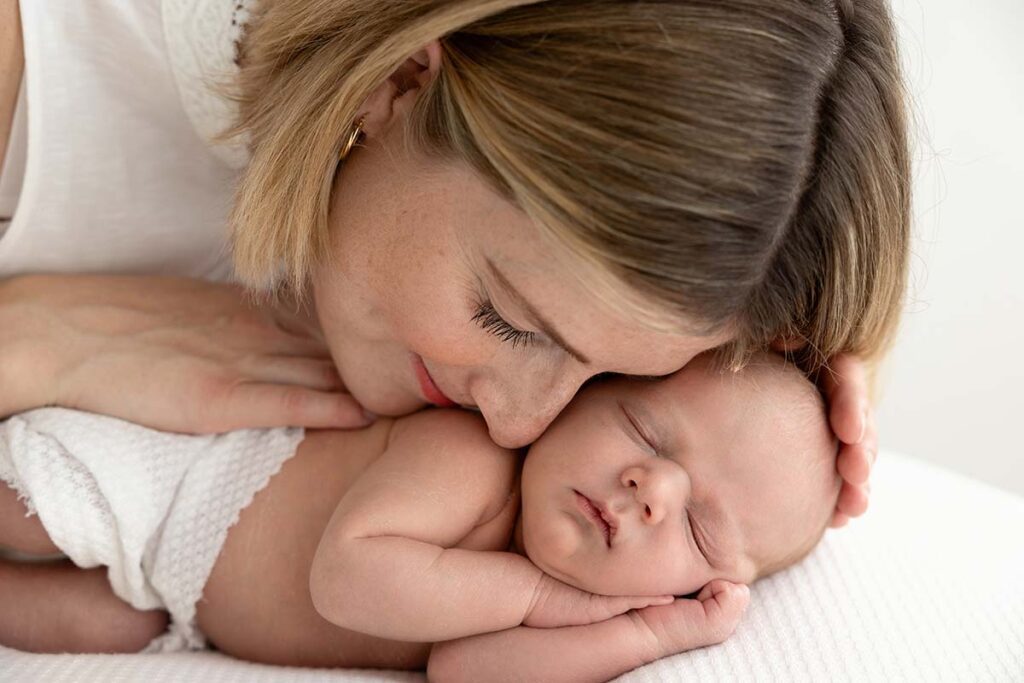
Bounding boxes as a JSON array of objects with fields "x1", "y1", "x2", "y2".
[{"x1": 0, "y1": 409, "x2": 303, "y2": 652}]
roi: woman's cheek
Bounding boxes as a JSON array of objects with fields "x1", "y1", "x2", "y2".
[{"x1": 387, "y1": 280, "x2": 495, "y2": 367}]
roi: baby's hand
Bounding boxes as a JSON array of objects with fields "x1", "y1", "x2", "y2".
[
  {"x1": 523, "y1": 574, "x2": 673, "y2": 628},
  {"x1": 630, "y1": 580, "x2": 749, "y2": 658}
]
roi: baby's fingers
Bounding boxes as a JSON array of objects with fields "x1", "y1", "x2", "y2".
[
  {"x1": 696, "y1": 580, "x2": 749, "y2": 637},
  {"x1": 632, "y1": 582, "x2": 748, "y2": 656},
  {"x1": 593, "y1": 594, "x2": 673, "y2": 622},
  {"x1": 625, "y1": 594, "x2": 675, "y2": 611}
]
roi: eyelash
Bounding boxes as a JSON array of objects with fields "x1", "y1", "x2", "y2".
[
  {"x1": 687, "y1": 511, "x2": 709, "y2": 562},
  {"x1": 622, "y1": 404, "x2": 659, "y2": 456},
  {"x1": 472, "y1": 299, "x2": 537, "y2": 349}
]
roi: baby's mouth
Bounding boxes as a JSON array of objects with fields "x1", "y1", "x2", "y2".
[{"x1": 574, "y1": 490, "x2": 615, "y2": 547}]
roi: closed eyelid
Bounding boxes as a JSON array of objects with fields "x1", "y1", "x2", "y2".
[
  {"x1": 484, "y1": 257, "x2": 591, "y2": 364},
  {"x1": 618, "y1": 401, "x2": 657, "y2": 454},
  {"x1": 687, "y1": 509, "x2": 710, "y2": 563}
]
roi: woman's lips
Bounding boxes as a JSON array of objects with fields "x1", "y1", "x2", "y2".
[
  {"x1": 411, "y1": 353, "x2": 457, "y2": 408},
  {"x1": 575, "y1": 490, "x2": 615, "y2": 547}
]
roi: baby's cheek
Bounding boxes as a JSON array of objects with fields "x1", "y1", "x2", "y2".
[{"x1": 525, "y1": 513, "x2": 582, "y2": 573}]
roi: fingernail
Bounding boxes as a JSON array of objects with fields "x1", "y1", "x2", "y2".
[
  {"x1": 858, "y1": 407, "x2": 868, "y2": 443},
  {"x1": 362, "y1": 409, "x2": 378, "y2": 423}
]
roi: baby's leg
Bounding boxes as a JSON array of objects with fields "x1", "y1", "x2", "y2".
[
  {"x1": 0, "y1": 483, "x2": 169, "y2": 653},
  {"x1": 0, "y1": 558, "x2": 169, "y2": 653},
  {"x1": 0, "y1": 481, "x2": 59, "y2": 555}
]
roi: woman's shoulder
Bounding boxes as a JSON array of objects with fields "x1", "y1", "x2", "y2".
[{"x1": 162, "y1": 0, "x2": 254, "y2": 168}]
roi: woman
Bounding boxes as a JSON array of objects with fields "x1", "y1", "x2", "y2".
[{"x1": 0, "y1": 0, "x2": 900, "y2": 553}]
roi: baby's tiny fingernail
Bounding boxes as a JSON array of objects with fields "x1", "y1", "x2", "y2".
[
  {"x1": 362, "y1": 409, "x2": 378, "y2": 423},
  {"x1": 858, "y1": 408, "x2": 868, "y2": 442}
]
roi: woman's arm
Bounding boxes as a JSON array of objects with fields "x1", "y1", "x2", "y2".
[
  {"x1": 0, "y1": 274, "x2": 371, "y2": 432},
  {"x1": 0, "y1": 0, "x2": 22, "y2": 174},
  {"x1": 309, "y1": 409, "x2": 668, "y2": 643},
  {"x1": 427, "y1": 580, "x2": 749, "y2": 683}
]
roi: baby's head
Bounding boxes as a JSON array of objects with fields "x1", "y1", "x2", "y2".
[{"x1": 519, "y1": 351, "x2": 840, "y2": 596}]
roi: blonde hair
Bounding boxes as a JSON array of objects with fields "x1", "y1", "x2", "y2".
[{"x1": 229, "y1": 0, "x2": 911, "y2": 371}]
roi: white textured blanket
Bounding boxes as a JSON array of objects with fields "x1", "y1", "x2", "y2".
[{"x1": 2, "y1": 452, "x2": 1022, "y2": 682}]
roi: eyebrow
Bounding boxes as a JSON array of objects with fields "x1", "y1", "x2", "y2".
[{"x1": 485, "y1": 257, "x2": 591, "y2": 365}]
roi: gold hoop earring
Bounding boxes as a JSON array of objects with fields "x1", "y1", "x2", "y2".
[{"x1": 338, "y1": 116, "x2": 367, "y2": 161}]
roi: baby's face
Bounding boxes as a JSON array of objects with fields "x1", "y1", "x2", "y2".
[{"x1": 519, "y1": 356, "x2": 836, "y2": 597}]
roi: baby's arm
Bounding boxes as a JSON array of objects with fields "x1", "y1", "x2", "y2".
[
  {"x1": 428, "y1": 580, "x2": 749, "y2": 683},
  {"x1": 309, "y1": 410, "x2": 663, "y2": 643}
]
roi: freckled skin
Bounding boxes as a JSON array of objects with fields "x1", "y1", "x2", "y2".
[{"x1": 307, "y1": 81, "x2": 728, "y2": 450}]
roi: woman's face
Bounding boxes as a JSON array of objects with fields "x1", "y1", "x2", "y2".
[{"x1": 311, "y1": 122, "x2": 730, "y2": 448}]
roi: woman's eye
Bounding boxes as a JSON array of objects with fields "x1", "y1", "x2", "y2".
[{"x1": 472, "y1": 299, "x2": 537, "y2": 349}]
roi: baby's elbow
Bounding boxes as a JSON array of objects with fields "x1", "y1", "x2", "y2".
[{"x1": 308, "y1": 547, "x2": 354, "y2": 628}]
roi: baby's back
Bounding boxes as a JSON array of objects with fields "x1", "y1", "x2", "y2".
[{"x1": 195, "y1": 419, "x2": 426, "y2": 667}]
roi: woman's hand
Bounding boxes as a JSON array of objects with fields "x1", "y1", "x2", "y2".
[
  {"x1": 771, "y1": 338, "x2": 877, "y2": 527},
  {"x1": 524, "y1": 573, "x2": 674, "y2": 629},
  {"x1": 820, "y1": 354, "x2": 877, "y2": 527},
  {"x1": 0, "y1": 274, "x2": 373, "y2": 433}
]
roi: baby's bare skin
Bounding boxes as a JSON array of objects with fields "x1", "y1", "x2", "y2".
[
  {"x1": 197, "y1": 418, "x2": 515, "y2": 669},
  {"x1": 2, "y1": 354, "x2": 832, "y2": 680}
]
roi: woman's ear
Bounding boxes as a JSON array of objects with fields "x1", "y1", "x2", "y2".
[
  {"x1": 358, "y1": 41, "x2": 443, "y2": 136},
  {"x1": 390, "y1": 41, "x2": 443, "y2": 94}
]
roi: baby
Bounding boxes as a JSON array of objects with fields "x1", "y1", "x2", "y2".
[{"x1": 0, "y1": 351, "x2": 839, "y2": 682}]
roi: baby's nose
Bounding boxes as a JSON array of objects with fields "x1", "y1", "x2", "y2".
[{"x1": 621, "y1": 466, "x2": 672, "y2": 525}]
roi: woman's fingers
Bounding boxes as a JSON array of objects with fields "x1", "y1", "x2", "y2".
[
  {"x1": 821, "y1": 354, "x2": 869, "y2": 445},
  {"x1": 214, "y1": 384, "x2": 375, "y2": 432},
  {"x1": 820, "y1": 354, "x2": 879, "y2": 524},
  {"x1": 238, "y1": 356, "x2": 345, "y2": 392},
  {"x1": 836, "y1": 441, "x2": 871, "y2": 485},
  {"x1": 829, "y1": 511, "x2": 850, "y2": 529},
  {"x1": 836, "y1": 480, "x2": 870, "y2": 518}
]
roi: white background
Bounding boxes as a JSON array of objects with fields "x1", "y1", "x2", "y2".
[{"x1": 877, "y1": 0, "x2": 1024, "y2": 494}]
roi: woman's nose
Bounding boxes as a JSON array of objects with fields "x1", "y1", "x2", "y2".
[
  {"x1": 472, "y1": 369, "x2": 585, "y2": 448},
  {"x1": 621, "y1": 465, "x2": 685, "y2": 525}
]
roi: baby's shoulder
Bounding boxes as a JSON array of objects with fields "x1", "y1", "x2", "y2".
[{"x1": 388, "y1": 409, "x2": 520, "y2": 522}]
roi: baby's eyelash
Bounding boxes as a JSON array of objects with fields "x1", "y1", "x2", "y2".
[
  {"x1": 687, "y1": 510, "x2": 710, "y2": 562},
  {"x1": 472, "y1": 299, "x2": 537, "y2": 349}
]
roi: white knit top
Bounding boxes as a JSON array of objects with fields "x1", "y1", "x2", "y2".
[{"x1": 0, "y1": 0, "x2": 254, "y2": 281}]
